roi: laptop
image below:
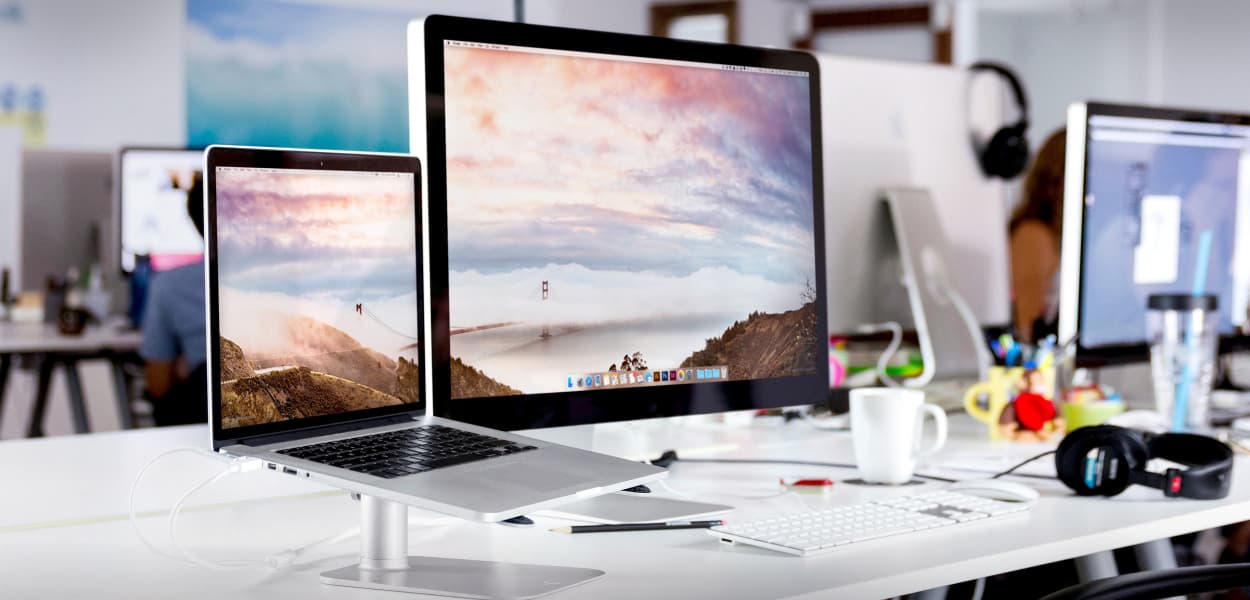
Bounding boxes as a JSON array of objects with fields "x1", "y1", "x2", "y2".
[{"x1": 203, "y1": 146, "x2": 664, "y2": 521}]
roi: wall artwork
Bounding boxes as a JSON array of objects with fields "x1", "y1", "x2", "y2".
[{"x1": 186, "y1": 0, "x2": 414, "y2": 152}]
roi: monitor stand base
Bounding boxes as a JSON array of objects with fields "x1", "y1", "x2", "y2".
[{"x1": 321, "y1": 495, "x2": 604, "y2": 599}]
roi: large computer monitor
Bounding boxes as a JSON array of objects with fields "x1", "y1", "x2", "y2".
[
  {"x1": 410, "y1": 16, "x2": 827, "y2": 431},
  {"x1": 815, "y1": 54, "x2": 1012, "y2": 336},
  {"x1": 119, "y1": 147, "x2": 204, "y2": 274},
  {"x1": 1059, "y1": 102, "x2": 1250, "y2": 365}
]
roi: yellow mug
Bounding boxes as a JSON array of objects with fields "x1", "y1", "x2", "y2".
[{"x1": 963, "y1": 367, "x2": 1023, "y2": 441}]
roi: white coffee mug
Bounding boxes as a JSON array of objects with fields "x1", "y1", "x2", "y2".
[{"x1": 850, "y1": 388, "x2": 948, "y2": 484}]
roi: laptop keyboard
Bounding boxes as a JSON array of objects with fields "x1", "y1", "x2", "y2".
[{"x1": 276, "y1": 425, "x2": 536, "y2": 479}]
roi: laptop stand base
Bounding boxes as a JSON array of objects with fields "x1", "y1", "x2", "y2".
[{"x1": 320, "y1": 495, "x2": 604, "y2": 599}]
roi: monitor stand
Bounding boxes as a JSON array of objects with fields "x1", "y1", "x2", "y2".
[{"x1": 321, "y1": 495, "x2": 604, "y2": 599}]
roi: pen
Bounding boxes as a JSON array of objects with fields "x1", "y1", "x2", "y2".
[{"x1": 550, "y1": 520, "x2": 724, "y2": 534}]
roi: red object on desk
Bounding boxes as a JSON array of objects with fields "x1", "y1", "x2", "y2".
[{"x1": 1015, "y1": 392, "x2": 1056, "y2": 430}]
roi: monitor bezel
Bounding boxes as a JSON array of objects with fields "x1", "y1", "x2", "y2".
[
  {"x1": 205, "y1": 146, "x2": 425, "y2": 450},
  {"x1": 419, "y1": 15, "x2": 829, "y2": 431},
  {"x1": 117, "y1": 146, "x2": 207, "y2": 277},
  {"x1": 1063, "y1": 101, "x2": 1250, "y2": 367}
]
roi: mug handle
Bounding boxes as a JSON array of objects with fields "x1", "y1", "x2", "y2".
[
  {"x1": 915, "y1": 404, "x2": 948, "y2": 457},
  {"x1": 963, "y1": 380, "x2": 997, "y2": 425}
]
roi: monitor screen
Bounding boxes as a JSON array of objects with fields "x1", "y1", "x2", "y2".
[
  {"x1": 120, "y1": 148, "x2": 205, "y2": 273},
  {"x1": 418, "y1": 17, "x2": 826, "y2": 429},
  {"x1": 212, "y1": 164, "x2": 421, "y2": 431},
  {"x1": 1068, "y1": 103, "x2": 1250, "y2": 357}
]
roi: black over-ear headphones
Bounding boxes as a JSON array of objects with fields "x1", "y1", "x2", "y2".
[
  {"x1": 969, "y1": 61, "x2": 1030, "y2": 180},
  {"x1": 1055, "y1": 425, "x2": 1233, "y2": 500}
]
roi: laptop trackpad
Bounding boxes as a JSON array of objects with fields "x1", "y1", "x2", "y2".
[{"x1": 474, "y1": 462, "x2": 587, "y2": 492}]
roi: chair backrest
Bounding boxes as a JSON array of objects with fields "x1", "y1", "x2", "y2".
[{"x1": 1041, "y1": 563, "x2": 1250, "y2": 600}]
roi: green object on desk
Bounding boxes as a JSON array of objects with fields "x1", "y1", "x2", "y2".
[
  {"x1": 1061, "y1": 401, "x2": 1126, "y2": 432},
  {"x1": 848, "y1": 351, "x2": 924, "y2": 377}
]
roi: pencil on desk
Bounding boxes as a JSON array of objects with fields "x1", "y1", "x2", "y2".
[{"x1": 550, "y1": 520, "x2": 724, "y2": 534}]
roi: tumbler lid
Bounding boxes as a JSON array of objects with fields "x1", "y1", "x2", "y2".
[{"x1": 1146, "y1": 293, "x2": 1218, "y2": 311}]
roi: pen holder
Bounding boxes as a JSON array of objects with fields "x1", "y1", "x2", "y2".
[{"x1": 964, "y1": 365, "x2": 1063, "y2": 442}]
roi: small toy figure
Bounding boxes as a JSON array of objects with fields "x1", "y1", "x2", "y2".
[{"x1": 997, "y1": 367, "x2": 1064, "y2": 442}]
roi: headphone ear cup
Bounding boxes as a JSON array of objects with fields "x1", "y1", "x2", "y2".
[
  {"x1": 1055, "y1": 426, "x2": 1137, "y2": 496},
  {"x1": 979, "y1": 125, "x2": 1030, "y2": 179}
]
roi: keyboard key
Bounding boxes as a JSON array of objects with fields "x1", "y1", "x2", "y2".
[
  {"x1": 276, "y1": 426, "x2": 523, "y2": 478},
  {"x1": 711, "y1": 490, "x2": 1034, "y2": 556}
]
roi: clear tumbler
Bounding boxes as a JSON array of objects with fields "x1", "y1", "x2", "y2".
[{"x1": 1147, "y1": 293, "x2": 1219, "y2": 431}]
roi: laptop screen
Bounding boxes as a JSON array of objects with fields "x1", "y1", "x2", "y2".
[{"x1": 213, "y1": 164, "x2": 420, "y2": 431}]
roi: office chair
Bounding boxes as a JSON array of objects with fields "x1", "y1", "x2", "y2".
[{"x1": 1040, "y1": 563, "x2": 1250, "y2": 600}]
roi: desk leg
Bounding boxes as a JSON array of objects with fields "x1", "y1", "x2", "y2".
[
  {"x1": 63, "y1": 359, "x2": 90, "y2": 434},
  {"x1": 26, "y1": 356, "x2": 55, "y2": 438},
  {"x1": 109, "y1": 357, "x2": 134, "y2": 430},
  {"x1": 1134, "y1": 539, "x2": 1177, "y2": 570},
  {"x1": 0, "y1": 353, "x2": 10, "y2": 428},
  {"x1": 911, "y1": 586, "x2": 948, "y2": 600},
  {"x1": 1075, "y1": 551, "x2": 1119, "y2": 582},
  {"x1": 1133, "y1": 540, "x2": 1182, "y2": 600}
]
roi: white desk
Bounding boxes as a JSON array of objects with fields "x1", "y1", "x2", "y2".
[
  {"x1": 2, "y1": 418, "x2": 1248, "y2": 599},
  {"x1": 0, "y1": 321, "x2": 141, "y2": 435}
]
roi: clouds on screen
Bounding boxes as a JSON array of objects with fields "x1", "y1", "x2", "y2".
[
  {"x1": 449, "y1": 263, "x2": 807, "y2": 328},
  {"x1": 443, "y1": 46, "x2": 815, "y2": 286},
  {"x1": 215, "y1": 169, "x2": 417, "y2": 301},
  {"x1": 219, "y1": 287, "x2": 420, "y2": 358}
]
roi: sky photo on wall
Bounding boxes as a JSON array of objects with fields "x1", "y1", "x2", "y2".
[{"x1": 186, "y1": 0, "x2": 519, "y2": 152}]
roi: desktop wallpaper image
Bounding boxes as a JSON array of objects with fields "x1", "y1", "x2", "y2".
[
  {"x1": 443, "y1": 45, "x2": 820, "y2": 398},
  {"x1": 215, "y1": 168, "x2": 421, "y2": 429}
]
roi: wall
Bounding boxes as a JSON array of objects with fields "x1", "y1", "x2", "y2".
[
  {"x1": 0, "y1": 0, "x2": 184, "y2": 151},
  {"x1": 973, "y1": 2, "x2": 1149, "y2": 148},
  {"x1": 972, "y1": 0, "x2": 1250, "y2": 150},
  {"x1": 0, "y1": 128, "x2": 19, "y2": 288},
  {"x1": 0, "y1": 0, "x2": 513, "y2": 153},
  {"x1": 1154, "y1": 0, "x2": 1250, "y2": 114},
  {"x1": 526, "y1": 0, "x2": 799, "y2": 48}
]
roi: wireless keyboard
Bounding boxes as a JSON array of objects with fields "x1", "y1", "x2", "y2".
[{"x1": 710, "y1": 490, "x2": 1033, "y2": 556}]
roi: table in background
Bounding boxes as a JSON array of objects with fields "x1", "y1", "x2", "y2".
[
  {"x1": 2, "y1": 417, "x2": 1249, "y2": 599},
  {"x1": 0, "y1": 321, "x2": 142, "y2": 436}
]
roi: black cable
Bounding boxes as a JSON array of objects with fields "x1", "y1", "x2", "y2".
[
  {"x1": 650, "y1": 450, "x2": 958, "y2": 483},
  {"x1": 990, "y1": 450, "x2": 1056, "y2": 479}
]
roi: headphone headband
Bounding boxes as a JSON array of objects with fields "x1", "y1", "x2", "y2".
[
  {"x1": 967, "y1": 61, "x2": 1030, "y2": 179},
  {"x1": 969, "y1": 61, "x2": 1029, "y2": 123},
  {"x1": 1143, "y1": 432, "x2": 1233, "y2": 499}
]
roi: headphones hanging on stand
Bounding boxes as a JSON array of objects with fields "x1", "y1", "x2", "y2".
[
  {"x1": 969, "y1": 61, "x2": 1031, "y2": 180},
  {"x1": 1055, "y1": 425, "x2": 1233, "y2": 500}
]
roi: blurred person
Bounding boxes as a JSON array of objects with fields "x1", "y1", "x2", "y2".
[
  {"x1": 140, "y1": 173, "x2": 207, "y2": 425},
  {"x1": 1009, "y1": 129, "x2": 1066, "y2": 343}
]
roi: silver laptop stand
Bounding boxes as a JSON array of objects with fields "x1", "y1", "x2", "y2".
[{"x1": 321, "y1": 495, "x2": 604, "y2": 599}]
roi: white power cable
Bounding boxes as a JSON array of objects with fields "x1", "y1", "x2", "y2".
[
  {"x1": 935, "y1": 279, "x2": 993, "y2": 382},
  {"x1": 857, "y1": 321, "x2": 905, "y2": 388},
  {"x1": 130, "y1": 448, "x2": 458, "y2": 571},
  {"x1": 128, "y1": 447, "x2": 230, "y2": 566}
]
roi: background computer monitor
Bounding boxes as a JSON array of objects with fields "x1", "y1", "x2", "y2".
[
  {"x1": 410, "y1": 16, "x2": 828, "y2": 431},
  {"x1": 20, "y1": 150, "x2": 113, "y2": 290},
  {"x1": 1059, "y1": 101, "x2": 1250, "y2": 366},
  {"x1": 119, "y1": 147, "x2": 204, "y2": 274},
  {"x1": 816, "y1": 54, "x2": 1012, "y2": 337}
]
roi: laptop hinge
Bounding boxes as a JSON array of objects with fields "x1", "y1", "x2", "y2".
[{"x1": 240, "y1": 414, "x2": 414, "y2": 447}]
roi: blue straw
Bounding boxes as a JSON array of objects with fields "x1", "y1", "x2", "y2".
[{"x1": 1173, "y1": 230, "x2": 1214, "y2": 431}]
